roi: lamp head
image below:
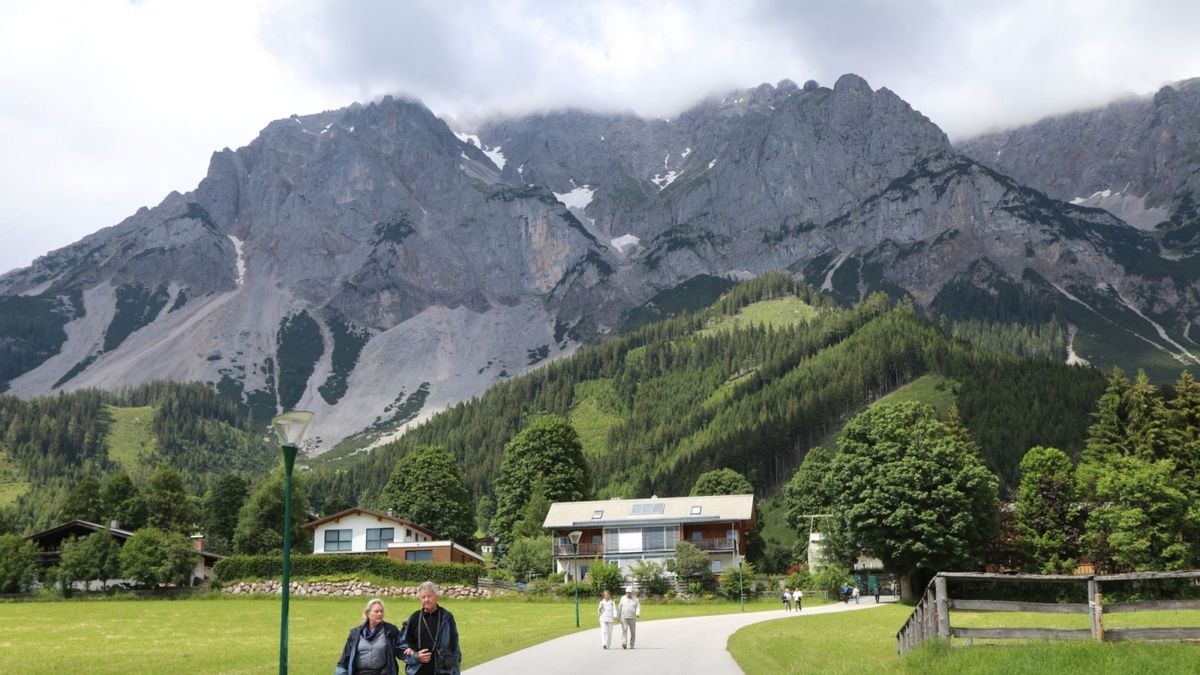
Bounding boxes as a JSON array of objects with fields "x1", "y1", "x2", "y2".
[
  {"x1": 568, "y1": 530, "x2": 582, "y2": 545},
  {"x1": 272, "y1": 411, "x2": 314, "y2": 447}
]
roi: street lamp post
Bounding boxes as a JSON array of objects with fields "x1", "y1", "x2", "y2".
[
  {"x1": 568, "y1": 530, "x2": 583, "y2": 627},
  {"x1": 272, "y1": 411, "x2": 313, "y2": 675}
]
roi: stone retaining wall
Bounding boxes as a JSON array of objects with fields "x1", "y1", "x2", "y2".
[{"x1": 221, "y1": 580, "x2": 500, "y2": 599}]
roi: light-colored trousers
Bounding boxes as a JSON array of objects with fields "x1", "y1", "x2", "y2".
[
  {"x1": 600, "y1": 620, "x2": 613, "y2": 647},
  {"x1": 621, "y1": 618, "x2": 637, "y2": 648}
]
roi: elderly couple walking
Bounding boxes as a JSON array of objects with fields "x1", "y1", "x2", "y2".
[
  {"x1": 597, "y1": 586, "x2": 641, "y2": 650},
  {"x1": 335, "y1": 580, "x2": 460, "y2": 675}
]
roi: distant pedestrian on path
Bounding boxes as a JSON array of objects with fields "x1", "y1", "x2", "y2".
[
  {"x1": 794, "y1": 589, "x2": 802, "y2": 611},
  {"x1": 619, "y1": 586, "x2": 641, "y2": 649},
  {"x1": 597, "y1": 589, "x2": 616, "y2": 649},
  {"x1": 841, "y1": 583, "x2": 850, "y2": 603},
  {"x1": 852, "y1": 586, "x2": 860, "y2": 604},
  {"x1": 782, "y1": 590, "x2": 792, "y2": 611},
  {"x1": 874, "y1": 586, "x2": 880, "y2": 603}
]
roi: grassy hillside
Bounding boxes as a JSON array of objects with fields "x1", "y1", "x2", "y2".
[
  {"x1": 0, "y1": 450, "x2": 28, "y2": 508},
  {"x1": 104, "y1": 405, "x2": 157, "y2": 479}
]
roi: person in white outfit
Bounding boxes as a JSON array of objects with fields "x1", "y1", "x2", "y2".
[
  {"x1": 597, "y1": 589, "x2": 616, "y2": 649},
  {"x1": 794, "y1": 588, "x2": 803, "y2": 611},
  {"x1": 618, "y1": 586, "x2": 640, "y2": 649}
]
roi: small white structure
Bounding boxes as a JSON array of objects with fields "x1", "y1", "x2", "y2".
[{"x1": 303, "y1": 508, "x2": 437, "y2": 554}]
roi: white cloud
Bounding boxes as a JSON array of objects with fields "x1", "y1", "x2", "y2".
[{"x1": 2, "y1": 0, "x2": 1198, "y2": 274}]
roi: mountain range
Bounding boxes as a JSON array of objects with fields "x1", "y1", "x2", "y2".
[{"x1": 1, "y1": 73, "x2": 1197, "y2": 451}]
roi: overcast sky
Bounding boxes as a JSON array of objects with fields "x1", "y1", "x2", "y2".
[{"x1": 3, "y1": 0, "x2": 1199, "y2": 275}]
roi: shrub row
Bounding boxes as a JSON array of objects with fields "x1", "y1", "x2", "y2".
[{"x1": 214, "y1": 554, "x2": 480, "y2": 587}]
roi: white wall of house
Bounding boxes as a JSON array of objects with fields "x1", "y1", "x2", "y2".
[{"x1": 312, "y1": 513, "x2": 432, "y2": 554}]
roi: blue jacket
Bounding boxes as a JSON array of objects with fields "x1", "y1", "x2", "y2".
[
  {"x1": 335, "y1": 620, "x2": 407, "y2": 675},
  {"x1": 403, "y1": 607, "x2": 461, "y2": 675}
]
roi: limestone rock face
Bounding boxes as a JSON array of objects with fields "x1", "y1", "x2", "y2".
[{"x1": 2, "y1": 74, "x2": 1198, "y2": 451}]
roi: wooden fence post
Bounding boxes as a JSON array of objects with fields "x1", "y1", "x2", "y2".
[
  {"x1": 935, "y1": 575, "x2": 950, "y2": 640},
  {"x1": 1095, "y1": 590, "x2": 1104, "y2": 643},
  {"x1": 1088, "y1": 578, "x2": 1099, "y2": 641}
]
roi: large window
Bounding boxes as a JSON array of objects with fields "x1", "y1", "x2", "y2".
[
  {"x1": 405, "y1": 550, "x2": 433, "y2": 562},
  {"x1": 324, "y1": 529, "x2": 352, "y2": 552},
  {"x1": 366, "y1": 528, "x2": 394, "y2": 550},
  {"x1": 604, "y1": 526, "x2": 679, "y2": 553}
]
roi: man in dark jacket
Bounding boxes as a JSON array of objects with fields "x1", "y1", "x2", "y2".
[
  {"x1": 336, "y1": 598, "x2": 408, "y2": 675},
  {"x1": 402, "y1": 581, "x2": 461, "y2": 675}
]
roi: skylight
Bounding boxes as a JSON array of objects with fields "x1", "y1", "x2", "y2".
[
  {"x1": 592, "y1": 510, "x2": 604, "y2": 519},
  {"x1": 690, "y1": 505, "x2": 702, "y2": 515},
  {"x1": 631, "y1": 503, "x2": 666, "y2": 515}
]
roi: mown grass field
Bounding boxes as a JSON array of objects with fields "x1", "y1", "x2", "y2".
[
  {"x1": 0, "y1": 594, "x2": 794, "y2": 674},
  {"x1": 729, "y1": 604, "x2": 1200, "y2": 674}
]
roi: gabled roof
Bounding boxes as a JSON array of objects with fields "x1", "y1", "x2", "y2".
[
  {"x1": 24, "y1": 520, "x2": 223, "y2": 563},
  {"x1": 301, "y1": 507, "x2": 439, "y2": 539},
  {"x1": 543, "y1": 494, "x2": 755, "y2": 528}
]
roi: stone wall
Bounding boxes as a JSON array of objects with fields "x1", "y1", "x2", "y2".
[{"x1": 221, "y1": 580, "x2": 499, "y2": 599}]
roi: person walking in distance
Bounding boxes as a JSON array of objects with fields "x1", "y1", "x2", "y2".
[
  {"x1": 618, "y1": 586, "x2": 640, "y2": 649},
  {"x1": 852, "y1": 585, "x2": 861, "y2": 605},
  {"x1": 597, "y1": 589, "x2": 616, "y2": 649},
  {"x1": 794, "y1": 588, "x2": 803, "y2": 612},
  {"x1": 782, "y1": 589, "x2": 792, "y2": 612}
]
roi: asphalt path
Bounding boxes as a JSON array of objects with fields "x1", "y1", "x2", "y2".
[{"x1": 464, "y1": 598, "x2": 892, "y2": 675}]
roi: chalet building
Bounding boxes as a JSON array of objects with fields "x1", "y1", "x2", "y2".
[
  {"x1": 302, "y1": 507, "x2": 484, "y2": 565},
  {"x1": 24, "y1": 519, "x2": 222, "y2": 586},
  {"x1": 543, "y1": 494, "x2": 756, "y2": 579}
]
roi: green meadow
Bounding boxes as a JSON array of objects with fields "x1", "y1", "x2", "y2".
[
  {"x1": 0, "y1": 594, "x2": 792, "y2": 674},
  {"x1": 729, "y1": 605, "x2": 1200, "y2": 674}
]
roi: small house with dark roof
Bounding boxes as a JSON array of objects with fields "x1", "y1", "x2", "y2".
[{"x1": 24, "y1": 519, "x2": 223, "y2": 586}]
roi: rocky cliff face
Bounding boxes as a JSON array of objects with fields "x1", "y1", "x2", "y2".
[
  {"x1": 958, "y1": 78, "x2": 1200, "y2": 244},
  {"x1": 2, "y1": 75, "x2": 1197, "y2": 451}
]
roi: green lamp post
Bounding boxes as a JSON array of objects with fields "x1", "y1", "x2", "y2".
[
  {"x1": 272, "y1": 410, "x2": 313, "y2": 675},
  {"x1": 568, "y1": 530, "x2": 583, "y2": 627}
]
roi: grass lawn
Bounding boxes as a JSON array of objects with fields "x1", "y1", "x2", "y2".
[
  {"x1": 0, "y1": 593, "x2": 796, "y2": 674},
  {"x1": 730, "y1": 604, "x2": 1200, "y2": 674}
]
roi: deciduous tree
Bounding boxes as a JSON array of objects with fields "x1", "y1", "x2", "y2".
[
  {"x1": 1014, "y1": 446, "x2": 1081, "y2": 573},
  {"x1": 376, "y1": 445, "x2": 474, "y2": 546},
  {"x1": 119, "y1": 527, "x2": 196, "y2": 588},
  {"x1": 689, "y1": 468, "x2": 753, "y2": 496},
  {"x1": 829, "y1": 402, "x2": 999, "y2": 599}
]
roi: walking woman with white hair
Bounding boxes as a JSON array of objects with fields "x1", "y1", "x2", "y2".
[
  {"x1": 335, "y1": 597, "x2": 408, "y2": 675},
  {"x1": 402, "y1": 581, "x2": 461, "y2": 675}
]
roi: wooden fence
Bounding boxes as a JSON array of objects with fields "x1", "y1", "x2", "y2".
[{"x1": 896, "y1": 570, "x2": 1200, "y2": 656}]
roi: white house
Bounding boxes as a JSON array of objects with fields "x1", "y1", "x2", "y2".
[
  {"x1": 302, "y1": 507, "x2": 485, "y2": 565},
  {"x1": 543, "y1": 494, "x2": 757, "y2": 579}
]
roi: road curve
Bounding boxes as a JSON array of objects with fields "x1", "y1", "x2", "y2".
[{"x1": 464, "y1": 599, "x2": 889, "y2": 675}]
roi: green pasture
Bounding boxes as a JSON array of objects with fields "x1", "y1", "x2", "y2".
[
  {"x1": 104, "y1": 404, "x2": 158, "y2": 477},
  {"x1": 699, "y1": 296, "x2": 817, "y2": 336},
  {"x1": 730, "y1": 604, "x2": 1200, "y2": 674},
  {"x1": 0, "y1": 594, "x2": 792, "y2": 674}
]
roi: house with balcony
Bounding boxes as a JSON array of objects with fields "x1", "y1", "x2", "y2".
[
  {"x1": 543, "y1": 494, "x2": 756, "y2": 580},
  {"x1": 302, "y1": 507, "x2": 484, "y2": 565}
]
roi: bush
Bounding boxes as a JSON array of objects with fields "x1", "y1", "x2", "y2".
[
  {"x1": 588, "y1": 561, "x2": 625, "y2": 596},
  {"x1": 718, "y1": 561, "x2": 756, "y2": 599},
  {"x1": 629, "y1": 559, "x2": 669, "y2": 597},
  {"x1": 119, "y1": 528, "x2": 196, "y2": 588},
  {"x1": 486, "y1": 567, "x2": 515, "y2": 583},
  {"x1": 213, "y1": 554, "x2": 480, "y2": 587}
]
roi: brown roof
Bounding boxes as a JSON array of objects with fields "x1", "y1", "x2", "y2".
[{"x1": 301, "y1": 507, "x2": 439, "y2": 539}]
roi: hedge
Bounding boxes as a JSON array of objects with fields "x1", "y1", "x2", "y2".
[{"x1": 214, "y1": 554, "x2": 480, "y2": 587}]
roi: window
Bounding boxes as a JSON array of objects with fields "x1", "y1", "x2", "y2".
[
  {"x1": 366, "y1": 528, "x2": 394, "y2": 550},
  {"x1": 690, "y1": 505, "x2": 702, "y2": 515},
  {"x1": 591, "y1": 535, "x2": 602, "y2": 545},
  {"x1": 324, "y1": 529, "x2": 352, "y2": 552},
  {"x1": 691, "y1": 531, "x2": 702, "y2": 541},
  {"x1": 405, "y1": 550, "x2": 434, "y2": 562},
  {"x1": 630, "y1": 503, "x2": 665, "y2": 515},
  {"x1": 711, "y1": 560, "x2": 723, "y2": 573},
  {"x1": 591, "y1": 510, "x2": 604, "y2": 519}
]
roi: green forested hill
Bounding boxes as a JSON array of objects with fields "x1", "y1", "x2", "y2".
[
  {"x1": 306, "y1": 273, "x2": 1107, "y2": 510},
  {"x1": 0, "y1": 382, "x2": 276, "y2": 531}
]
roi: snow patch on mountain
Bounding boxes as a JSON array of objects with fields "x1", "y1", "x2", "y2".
[
  {"x1": 227, "y1": 235, "x2": 246, "y2": 287},
  {"x1": 554, "y1": 185, "x2": 596, "y2": 210}
]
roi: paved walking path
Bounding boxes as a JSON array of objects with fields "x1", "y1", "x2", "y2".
[{"x1": 464, "y1": 599, "x2": 893, "y2": 675}]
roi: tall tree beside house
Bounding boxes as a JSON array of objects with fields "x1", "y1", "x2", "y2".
[
  {"x1": 201, "y1": 474, "x2": 249, "y2": 554},
  {"x1": 475, "y1": 494, "x2": 495, "y2": 535},
  {"x1": 377, "y1": 445, "x2": 474, "y2": 546},
  {"x1": 57, "y1": 530, "x2": 121, "y2": 591},
  {"x1": 232, "y1": 469, "x2": 311, "y2": 554},
  {"x1": 0, "y1": 534, "x2": 39, "y2": 593},
  {"x1": 689, "y1": 468, "x2": 753, "y2": 496},
  {"x1": 492, "y1": 415, "x2": 589, "y2": 557},
  {"x1": 828, "y1": 401, "x2": 999, "y2": 600},
  {"x1": 513, "y1": 478, "x2": 552, "y2": 540},
  {"x1": 143, "y1": 464, "x2": 197, "y2": 533},
  {"x1": 61, "y1": 475, "x2": 103, "y2": 522},
  {"x1": 99, "y1": 472, "x2": 147, "y2": 530},
  {"x1": 1014, "y1": 446, "x2": 1082, "y2": 573},
  {"x1": 118, "y1": 527, "x2": 196, "y2": 588},
  {"x1": 782, "y1": 446, "x2": 837, "y2": 535}
]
